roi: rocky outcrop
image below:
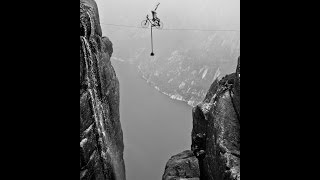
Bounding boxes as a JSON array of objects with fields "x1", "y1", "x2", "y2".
[
  {"x1": 192, "y1": 56, "x2": 240, "y2": 180},
  {"x1": 162, "y1": 150, "x2": 200, "y2": 180},
  {"x1": 80, "y1": 0, "x2": 125, "y2": 179},
  {"x1": 163, "y1": 57, "x2": 240, "y2": 180}
]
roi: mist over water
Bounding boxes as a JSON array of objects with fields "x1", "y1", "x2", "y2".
[{"x1": 113, "y1": 60, "x2": 193, "y2": 180}]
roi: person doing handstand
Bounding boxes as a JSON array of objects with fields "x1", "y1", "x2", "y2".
[{"x1": 151, "y1": 3, "x2": 160, "y2": 23}]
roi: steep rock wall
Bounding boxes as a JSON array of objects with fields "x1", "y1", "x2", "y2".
[
  {"x1": 80, "y1": 0, "x2": 125, "y2": 179},
  {"x1": 192, "y1": 57, "x2": 240, "y2": 180},
  {"x1": 163, "y1": 57, "x2": 240, "y2": 180}
]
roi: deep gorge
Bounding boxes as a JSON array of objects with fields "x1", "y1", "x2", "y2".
[{"x1": 80, "y1": 1, "x2": 239, "y2": 179}]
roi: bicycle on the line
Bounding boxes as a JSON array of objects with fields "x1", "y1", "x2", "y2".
[
  {"x1": 141, "y1": 15, "x2": 164, "y2": 29},
  {"x1": 141, "y1": 3, "x2": 163, "y2": 56},
  {"x1": 141, "y1": 3, "x2": 163, "y2": 29}
]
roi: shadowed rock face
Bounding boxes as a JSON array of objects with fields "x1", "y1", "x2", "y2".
[
  {"x1": 163, "y1": 57, "x2": 240, "y2": 180},
  {"x1": 80, "y1": 0, "x2": 125, "y2": 179},
  {"x1": 192, "y1": 56, "x2": 240, "y2": 180},
  {"x1": 162, "y1": 150, "x2": 200, "y2": 180},
  {"x1": 192, "y1": 57, "x2": 240, "y2": 180}
]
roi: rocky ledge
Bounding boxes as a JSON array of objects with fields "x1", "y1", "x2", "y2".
[
  {"x1": 162, "y1": 150, "x2": 200, "y2": 180},
  {"x1": 163, "y1": 57, "x2": 240, "y2": 180},
  {"x1": 80, "y1": 0, "x2": 125, "y2": 179}
]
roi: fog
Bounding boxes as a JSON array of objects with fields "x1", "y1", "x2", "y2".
[
  {"x1": 96, "y1": 0, "x2": 239, "y2": 32},
  {"x1": 112, "y1": 60, "x2": 193, "y2": 180},
  {"x1": 96, "y1": 0, "x2": 240, "y2": 76}
]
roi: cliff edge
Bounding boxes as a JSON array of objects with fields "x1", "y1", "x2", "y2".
[
  {"x1": 80, "y1": 0, "x2": 125, "y2": 179},
  {"x1": 163, "y1": 57, "x2": 240, "y2": 180}
]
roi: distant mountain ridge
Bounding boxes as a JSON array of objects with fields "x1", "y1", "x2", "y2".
[{"x1": 111, "y1": 30, "x2": 239, "y2": 107}]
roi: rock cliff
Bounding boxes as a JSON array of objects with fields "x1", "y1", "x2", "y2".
[
  {"x1": 163, "y1": 57, "x2": 240, "y2": 180},
  {"x1": 162, "y1": 150, "x2": 200, "y2": 180},
  {"x1": 80, "y1": 0, "x2": 125, "y2": 179}
]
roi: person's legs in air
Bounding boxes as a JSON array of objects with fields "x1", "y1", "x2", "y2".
[{"x1": 152, "y1": 11, "x2": 157, "y2": 22}]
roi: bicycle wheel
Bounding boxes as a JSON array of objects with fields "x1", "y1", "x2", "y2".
[
  {"x1": 155, "y1": 21, "x2": 164, "y2": 29},
  {"x1": 141, "y1": 20, "x2": 149, "y2": 28}
]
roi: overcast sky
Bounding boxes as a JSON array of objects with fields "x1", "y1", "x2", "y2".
[{"x1": 96, "y1": 0, "x2": 240, "y2": 31}]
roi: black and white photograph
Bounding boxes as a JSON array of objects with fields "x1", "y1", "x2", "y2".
[{"x1": 80, "y1": 0, "x2": 240, "y2": 179}]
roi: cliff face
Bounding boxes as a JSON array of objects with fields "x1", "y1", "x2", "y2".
[
  {"x1": 192, "y1": 56, "x2": 240, "y2": 180},
  {"x1": 80, "y1": 0, "x2": 125, "y2": 179},
  {"x1": 163, "y1": 57, "x2": 240, "y2": 180}
]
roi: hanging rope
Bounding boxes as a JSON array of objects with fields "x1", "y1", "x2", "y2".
[
  {"x1": 150, "y1": 26, "x2": 154, "y2": 56},
  {"x1": 100, "y1": 23, "x2": 240, "y2": 32}
]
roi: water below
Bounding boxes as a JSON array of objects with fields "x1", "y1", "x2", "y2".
[{"x1": 112, "y1": 60, "x2": 193, "y2": 180}]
